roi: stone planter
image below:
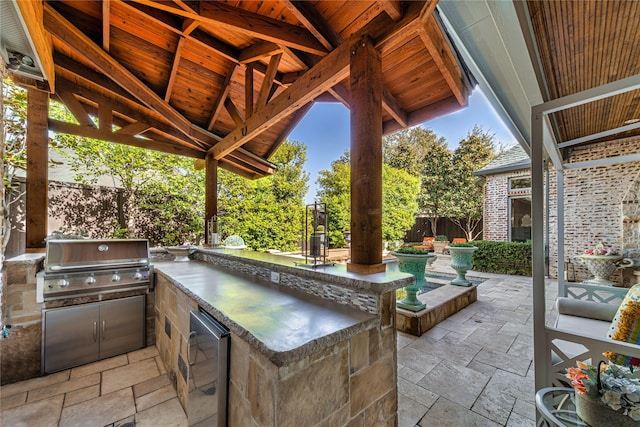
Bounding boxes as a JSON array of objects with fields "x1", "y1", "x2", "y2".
[
  {"x1": 446, "y1": 246, "x2": 477, "y2": 286},
  {"x1": 433, "y1": 241, "x2": 449, "y2": 254},
  {"x1": 577, "y1": 254, "x2": 633, "y2": 286},
  {"x1": 392, "y1": 251, "x2": 435, "y2": 311}
]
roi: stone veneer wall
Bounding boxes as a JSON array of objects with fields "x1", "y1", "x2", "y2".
[
  {"x1": 482, "y1": 169, "x2": 530, "y2": 241},
  {"x1": 155, "y1": 270, "x2": 399, "y2": 426},
  {"x1": 0, "y1": 255, "x2": 45, "y2": 385},
  {"x1": 192, "y1": 252, "x2": 379, "y2": 314},
  {"x1": 547, "y1": 136, "x2": 640, "y2": 283}
]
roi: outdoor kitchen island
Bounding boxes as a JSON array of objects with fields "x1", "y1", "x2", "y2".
[{"x1": 153, "y1": 248, "x2": 412, "y2": 426}]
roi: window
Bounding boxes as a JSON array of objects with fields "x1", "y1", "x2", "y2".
[
  {"x1": 509, "y1": 177, "x2": 531, "y2": 191},
  {"x1": 510, "y1": 196, "x2": 531, "y2": 242}
]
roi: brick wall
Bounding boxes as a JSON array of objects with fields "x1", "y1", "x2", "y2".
[
  {"x1": 548, "y1": 136, "x2": 640, "y2": 283},
  {"x1": 483, "y1": 170, "x2": 530, "y2": 241}
]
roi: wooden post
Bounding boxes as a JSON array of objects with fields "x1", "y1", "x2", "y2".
[
  {"x1": 347, "y1": 36, "x2": 385, "y2": 274},
  {"x1": 26, "y1": 88, "x2": 49, "y2": 250},
  {"x1": 205, "y1": 154, "x2": 218, "y2": 244}
]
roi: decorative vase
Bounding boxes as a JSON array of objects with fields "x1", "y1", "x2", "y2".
[
  {"x1": 577, "y1": 255, "x2": 633, "y2": 286},
  {"x1": 391, "y1": 252, "x2": 435, "y2": 312},
  {"x1": 446, "y1": 246, "x2": 477, "y2": 286},
  {"x1": 575, "y1": 392, "x2": 639, "y2": 427}
]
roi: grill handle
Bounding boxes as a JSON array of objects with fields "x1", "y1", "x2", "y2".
[
  {"x1": 93, "y1": 321, "x2": 97, "y2": 342},
  {"x1": 102, "y1": 320, "x2": 106, "y2": 340},
  {"x1": 48, "y1": 260, "x2": 149, "y2": 272}
]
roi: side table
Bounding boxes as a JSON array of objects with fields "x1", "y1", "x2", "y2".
[{"x1": 535, "y1": 387, "x2": 587, "y2": 427}]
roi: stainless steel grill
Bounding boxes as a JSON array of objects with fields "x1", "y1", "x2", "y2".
[{"x1": 40, "y1": 239, "x2": 152, "y2": 301}]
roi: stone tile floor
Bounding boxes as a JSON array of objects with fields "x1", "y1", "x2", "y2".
[{"x1": 1, "y1": 257, "x2": 555, "y2": 426}]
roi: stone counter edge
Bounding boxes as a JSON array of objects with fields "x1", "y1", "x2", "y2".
[{"x1": 154, "y1": 266, "x2": 380, "y2": 367}]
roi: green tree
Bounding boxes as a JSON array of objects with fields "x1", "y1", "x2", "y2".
[
  {"x1": 449, "y1": 125, "x2": 498, "y2": 240},
  {"x1": 316, "y1": 153, "x2": 351, "y2": 248},
  {"x1": 316, "y1": 151, "x2": 419, "y2": 247},
  {"x1": 217, "y1": 140, "x2": 308, "y2": 251},
  {"x1": 384, "y1": 127, "x2": 454, "y2": 237}
]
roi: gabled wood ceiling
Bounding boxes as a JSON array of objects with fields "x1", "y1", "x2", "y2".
[
  {"x1": 17, "y1": 1, "x2": 471, "y2": 179},
  {"x1": 525, "y1": 0, "x2": 640, "y2": 146}
]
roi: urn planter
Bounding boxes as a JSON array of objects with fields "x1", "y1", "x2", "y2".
[
  {"x1": 391, "y1": 251, "x2": 435, "y2": 311},
  {"x1": 577, "y1": 254, "x2": 633, "y2": 286},
  {"x1": 446, "y1": 245, "x2": 478, "y2": 286}
]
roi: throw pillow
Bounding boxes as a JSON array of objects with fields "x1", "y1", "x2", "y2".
[{"x1": 604, "y1": 284, "x2": 640, "y2": 366}]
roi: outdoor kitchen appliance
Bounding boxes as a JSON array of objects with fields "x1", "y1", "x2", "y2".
[
  {"x1": 40, "y1": 239, "x2": 152, "y2": 373},
  {"x1": 40, "y1": 238, "x2": 152, "y2": 300}
]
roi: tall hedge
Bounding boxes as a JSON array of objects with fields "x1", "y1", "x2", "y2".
[{"x1": 472, "y1": 240, "x2": 532, "y2": 276}]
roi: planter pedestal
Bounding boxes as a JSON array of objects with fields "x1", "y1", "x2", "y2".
[
  {"x1": 392, "y1": 252, "x2": 435, "y2": 311},
  {"x1": 446, "y1": 246, "x2": 478, "y2": 287}
]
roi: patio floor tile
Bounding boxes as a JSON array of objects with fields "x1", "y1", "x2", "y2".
[
  {"x1": 0, "y1": 395, "x2": 63, "y2": 427},
  {"x1": 397, "y1": 377, "x2": 438, "y2": 408},
  {"x1": 417, "y1": 360, "x2": 489, "y2": 408},
  {"x1": 101, "y1": 358, "x2": 160, "y2": 395},
  {"x1": 397, "y1": 394, "x2": 428, "y2": 427},
  {"x1": 134, "y1": 397, "x2": 188, "y2": 426},
  {"x1": 420, "y1": 397, "x2": 502, "y2": 427},
  {"x1": 59, "y1": 387, "x2": 135, "y2": 427}
]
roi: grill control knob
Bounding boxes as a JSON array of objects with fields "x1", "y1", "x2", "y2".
[
  {"x1": 134, "y1": 272, "x2": 143, "y2": 281},
  {"x1": 58, "y1": 279, "x2": 69, "y2": 288},
  {"x1": 86, "y1": 276, "x2": 97, "y2": 285},
  {"x1": 111, "y1": 274, "x2": 121, "y2": 282}
]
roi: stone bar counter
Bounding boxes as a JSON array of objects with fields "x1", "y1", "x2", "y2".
[{"x1": 153, "y1": 248, "x2": 412, "y2": 426}]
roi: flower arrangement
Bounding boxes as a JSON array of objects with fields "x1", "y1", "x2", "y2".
[
  {"x1": 566, "y1": 361, "x2": 640, "y2": 421},
  {"x1": 583, "y1": 242, "x2": 619, "y2": 256}
]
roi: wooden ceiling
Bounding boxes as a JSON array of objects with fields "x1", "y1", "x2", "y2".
[
  {"x1": 13, "y1": 0, "x2": 472, "y2": 179},
  {"x1": 525, "y1": 0, "x2": 640, "y2": 146}
]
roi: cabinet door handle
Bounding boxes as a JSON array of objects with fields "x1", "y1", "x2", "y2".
[
  {"x1": 187, "y1": 331, "x2": 197, "y2": 365},
  {"x1": 93, "y1": 321, "x2": 97, "y2": 342},
  {"x1": 102, "y1": 320, "x2": 106, "y2": 340}
]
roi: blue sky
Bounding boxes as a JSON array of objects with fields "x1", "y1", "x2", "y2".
[{"x1": 289, "y1": 89, "x2": 517, "y2": 204}]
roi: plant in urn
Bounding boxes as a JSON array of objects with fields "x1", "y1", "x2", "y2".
[{"x1": 577, "y1": 243, "x2": 633, "y2": 286}]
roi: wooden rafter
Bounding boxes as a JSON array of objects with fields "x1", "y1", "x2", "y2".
[
  {"x1": 44, "y1": 4, "x2": 222, "y2": 147},
  {"x1": 165, "y1": 35, "x2": 185, "y2": 102},
  {"x1": 49, "y1": 119, "x2": 204, "y2": 158},
  {"x1": 114, "y1": 121, "x2": 151, "y2": 136},
  {"x1": 55, "y1": 86, "x2": 95, "y2": 128},
  {"x1": 131, "y1": 0, "x2": 328, "y2": 56},
  {"x1": 209, "y1": 35, "x2": 356, "y2": 160},
  {"x1": 239, "y1": 42, "x2": 283, "y2": 64},
  {"x1": 379, "y1": 0, "x2": 403, "y2": 21},
  {"x1": 416, "y1": 15, "x2": 467, "y2": 105},
  {"x1": 98, "y1": 103, "x2": 112, "y2": 134},
  {"x1": 102, "y1": 0, "x2": 110, "y2": 52},
  {"x1": 207, "y1": 66, "x2": 237, "y2": 131},
  {"x1": 256, "y1": 53, "x2": 283, "y2": 109},
  {"x1": 224, "y1": 97, "x2": 244, "y2": 127},
  {"x1": 282, "y1": 1, "x2": 342, "y2": 50},
  {"x1": 245, "y1": 63, "x2": 254, "y2": 118}
]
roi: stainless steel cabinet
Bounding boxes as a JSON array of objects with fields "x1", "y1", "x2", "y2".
[
  {"x1": 43, "y1": 295, "x2": 145, "y2": 373},
  {"x1": 188, "y1": 310, "x2": 230, "y2": 427}
]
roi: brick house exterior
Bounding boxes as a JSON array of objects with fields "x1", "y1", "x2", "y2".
[{"x1": 476, "y1": 137, "x2": 640, "y2": 284}]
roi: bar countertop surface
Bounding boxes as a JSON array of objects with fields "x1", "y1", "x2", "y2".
[{"x1": 153, "y1": 252, "x2": 409, "y2": 366}]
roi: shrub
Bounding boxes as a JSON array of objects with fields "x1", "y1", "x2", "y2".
[
  {"x1": 393, "y1": 246, "x2": 432, "y2": 255},
  {"x1": 435, "y1": 235, "x2": 448, "y2": 241},
  {"x1": 472, "y1": 240, "x2": 532, "y2": 276},
  {"x1": 448, "y1": 242, "x2": 476, "y2": 248}
]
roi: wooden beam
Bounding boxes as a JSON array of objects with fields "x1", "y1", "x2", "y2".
[
  {"x1": 207, "y1": 66, "x2": 237, "y2": 131},
  {"x1": 416, "y1": 15, "x2": 467, "y2": 105},
  {"x1": 245, "y1": 64, "x2": 254, "y2": 118},
  {"x1": 102, "y1": 0, "x2": 110, "y2": 51},
  {"x1": 256, "y1": 53, "x2": 282, "y2": 108},
  {"x1": 114, "y1": 121, "x2": 151, "y2": 136},
  {"x1": 165, "y1": 36, "x2": 186, "y2": 102},
  {"x1": 26, "y1": 89, "x2": 49, "y2": 249},
  {"x1": 44, "y1": 4, "x2": 221, "y2": 147},
  {"x1": 132, "y1": 0, "x2": 327, "y2": 56},
  {"x1": 55, "y1": 85, "x2": 95, "y2": 128},
  {"x1": 14, "y1": 0, "x2": 55, "y2": 92},
  {"x1": 282, "y1": 1, "x2": 342, "y2": 50},
  {"x1": 205, "y1": 154, "x2": 218, "y2": 245},
  {"x1": 208, "y1": 34, "x2": 354, "y2": 160},
  {"x1": 382, "y1": 88, "x2": 408, "y2": 128},
  {"x1": 379, "y1": 0, "x2": 403, "y2": 21},
  {"x1": 181, "y1": 18, "x2": 199, "y2": 35},
  {"x1": 347, "y1": 36, "x2": 384, "y2": 274},
  {"x1": 224, "y1": 97, "x2": 245, "y2": 127},
  {"x1": 239, "y1": 42, "x2": 283, "y2": 64},
  {"x1": 49, "y1": 119, "x2": 204, "y2": 158},
  {"x1": 382, "y1": 95, "x2": 463, "y2": 135},
  {"x1": 98, "y1": 103, "x2": 112, "y2": 135}
]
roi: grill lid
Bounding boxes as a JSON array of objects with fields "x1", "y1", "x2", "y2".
[{"x1": 44, "y1": 239, "x2": 149, "y2": 274}]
